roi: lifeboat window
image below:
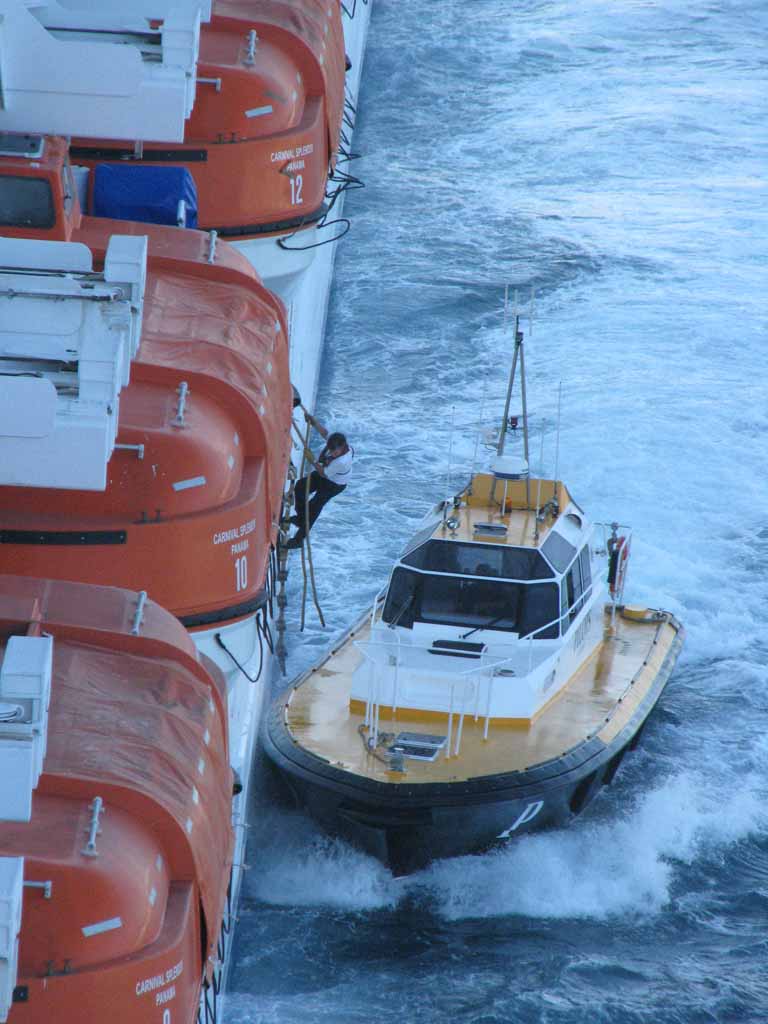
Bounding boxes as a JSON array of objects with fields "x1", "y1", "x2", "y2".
[
  {"x1": 401, "y1": 540, "x2": 554, "y2": 580},
  {"x1": 383, "y1": 568, "x2": 559, "y2": 638},
  {"x1": 541, "y1": 530, "x2": 577, "y2": 573},
  {"x1": 0, "y1": 176, "x2": 55, "y2": 228}
]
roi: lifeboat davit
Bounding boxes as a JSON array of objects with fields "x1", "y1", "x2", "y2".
[
  {"x1": 0, "y1": 134, "x2": 292, "y2": 633},
  {"x1": 0, "y1": 575, "x2": 233, "y2": 1023},
  {"x1": 68, "y1": 0, "x2": 348, "y2": 301},
  {"x1": 0, "y1": 133, "x2": 291, "y2": 939}
]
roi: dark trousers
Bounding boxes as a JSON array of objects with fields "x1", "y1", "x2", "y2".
[{"x1": 293, "y1": 472, "x2": 346, "y2": 541}]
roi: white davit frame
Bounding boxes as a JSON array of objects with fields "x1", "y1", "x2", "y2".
[
  {"x1": 0, "y1": 0, "x2": 205, "y2": 140},
  {"x1": 0, "y1": 234, "x2": 147, "y2": 490},
  {"x1": 0, "y1": 635, "x2": 53, "y2": 822},
  {"x1": 0, "y1": 856, "x2": 23, "y2": 1024}
]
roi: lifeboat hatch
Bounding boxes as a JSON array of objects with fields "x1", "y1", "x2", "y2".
[{"x1": 389, "y1": 733, "x2": 447, "y2": 763}]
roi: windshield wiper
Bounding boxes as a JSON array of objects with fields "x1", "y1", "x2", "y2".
[
  {"x1": 387, "y1": 598, "x2": 411, "y2": 626},
  {"x1": 461, "y1": 612, "x2": 510, "y2": 639}
]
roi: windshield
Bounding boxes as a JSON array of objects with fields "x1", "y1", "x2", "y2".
[
  {"x1": 401, "y1": 539, "x2": 554, "y2": 580},
  {"x1": 383, "y1": 567, "x2": 560, "y2": 639}
]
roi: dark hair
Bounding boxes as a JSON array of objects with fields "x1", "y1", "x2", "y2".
[{"x1": 327, "y1": 432, "x2": 347, "y2": 449}]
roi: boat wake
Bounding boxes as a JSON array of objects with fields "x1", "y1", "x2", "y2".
[
  {"x1": 422, "y1": 770, "x2": 765, "y2": 921},
  {"x1": 247, "y1": 770, "x2": 764, "y2": 921},
  {"x1": 245, "y1": 807, "x2": 398, "y2": 911}
]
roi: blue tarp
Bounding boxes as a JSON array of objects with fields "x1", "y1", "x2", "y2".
[{"x1": 91, "y1": 164, "x2": 199, "y2": 228}]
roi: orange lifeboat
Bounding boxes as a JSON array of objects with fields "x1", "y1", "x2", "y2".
[
  {"x1": 0, "y1": 134, "x2": 292, "y2": 627},
  {"x1": 70, "y1": 0, "x2": 347, "y2": 241},
  {"x1": 0, "y1": 575, "x2": 234, "y2": 1023}
]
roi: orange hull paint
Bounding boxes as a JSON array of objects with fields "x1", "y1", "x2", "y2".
[{"x1": 0, "y1": 577, "x2": 234, "y2": 1024}]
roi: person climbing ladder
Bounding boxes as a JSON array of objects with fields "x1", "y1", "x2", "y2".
[{"x1": 285, "y1": 408, "x2": 354, "y2": 549}]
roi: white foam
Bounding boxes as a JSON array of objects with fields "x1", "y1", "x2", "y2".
[
  {"x1": 420, "y1": 772, "x2": 765, "y2": 921},
  {"x1": 247, "y1": 812, "x2": 397, "y2": 911}
]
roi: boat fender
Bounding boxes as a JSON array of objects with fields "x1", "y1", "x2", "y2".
[{"x1": 607, "y1": 535, "x2": 630, "y2": 597}]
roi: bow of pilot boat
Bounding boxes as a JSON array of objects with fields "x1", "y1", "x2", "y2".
[{"x1": 0, "y1": 576, "x2": 233, "y2": 1023}]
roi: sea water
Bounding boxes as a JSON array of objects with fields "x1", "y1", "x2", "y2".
[{"x1": 227, "y1": 2, "x2": 768, "y2": 1021}]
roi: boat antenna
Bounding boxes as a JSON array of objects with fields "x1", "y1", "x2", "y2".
[
  {"x1": 472, "y1": 366, "x2": 490, "y2": 476},
  {"x1": 493, "y1": 288, "x2": 532, "y2": 507},
  {"x1": 496, "y1": 288, "x2": 517, "y2": 460},
  {"x1": 553, "y1": 380, "x2": 562, "y2": 509},
  {"x1": 534, "y1": 431, "x2": 545, "y2": 541},
  {"x1": 445, "y1": 404, "x2": 455, "y2": 507},
  {"x1": 529, "y1": 285, "x2": 535, "y2": 336}
]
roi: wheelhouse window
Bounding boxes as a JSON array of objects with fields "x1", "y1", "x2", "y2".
[
  {"x1": 541, "y1": 530, "x2": 576, "y2": 573},
  {"x1": 382, "y1": 567, "x2": 560, "y2": 639},
  {"x1": 400, "y1": 540, "x2": 554, "y2": 580},
  {"x1": 0, "y1": 177, "x2": 55, "y2": 228},
  {"x1": 580, "y1": 546, "x2": 592, "y2": 593},
  {"x1": 562, "y1": 545, "x2": 592, "y2": 629}
]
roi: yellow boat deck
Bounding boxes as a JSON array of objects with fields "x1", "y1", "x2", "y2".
[{"x1": 283, "y1": 607, "x2": 682, "y2": 785}]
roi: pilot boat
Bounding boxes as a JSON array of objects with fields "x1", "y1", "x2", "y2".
[
  {"x1": 0, "y1": 575, "x2": 234, "y2": 1024},
  {"x1": 263, "y1": 319, "x2": 685, "y2": 875}
]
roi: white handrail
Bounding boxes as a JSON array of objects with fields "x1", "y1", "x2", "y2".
[
  {"x1": 355, "y1": 635, "x2": 519, "y2": 759},
  {"x1": 445, "y1": 682, "x2": 454, "y2": 759}
]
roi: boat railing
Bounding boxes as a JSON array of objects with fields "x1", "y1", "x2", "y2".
[
  {"x1": 518, "y1": 577, "x2": 601, "y2": 670},
  {"x1": 354, "y1": 634, "x2": 518, "y2": 757}
]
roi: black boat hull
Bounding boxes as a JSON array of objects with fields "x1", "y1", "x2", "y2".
[{"x1": 263, "y1": 627, "x2": 682, "y2": 875}]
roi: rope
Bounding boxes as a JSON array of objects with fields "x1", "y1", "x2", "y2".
[
  {"x1": 275, "y1": 466, "x2": 297, "y2": 674},
  {"x1": 214, "y1": 627, "x2": 263, "y2": 684},
  {"x1": 356, "y1": 724, "x2": 396, "y2": 767},
  {"x1": 302, "y1": 526, "x2": 326, "y2": 630},
  {"x1": 283, "y1": 414, "x2": 326, "y2": 632},
  {"x1": 340, "y1": 0, "x2": 369, "y2": 19},
  {"x1": 295, "y1": 415, "x2": 325, "y2": 630}
]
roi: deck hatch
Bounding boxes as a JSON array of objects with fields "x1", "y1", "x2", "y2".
[{"x1": 390, "y1": 732, "x2": 447, "y2": 762}]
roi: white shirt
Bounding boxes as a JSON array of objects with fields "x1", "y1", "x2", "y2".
[{"x1": 323, "y1": 445, "x2": 354, "y2": 485}]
